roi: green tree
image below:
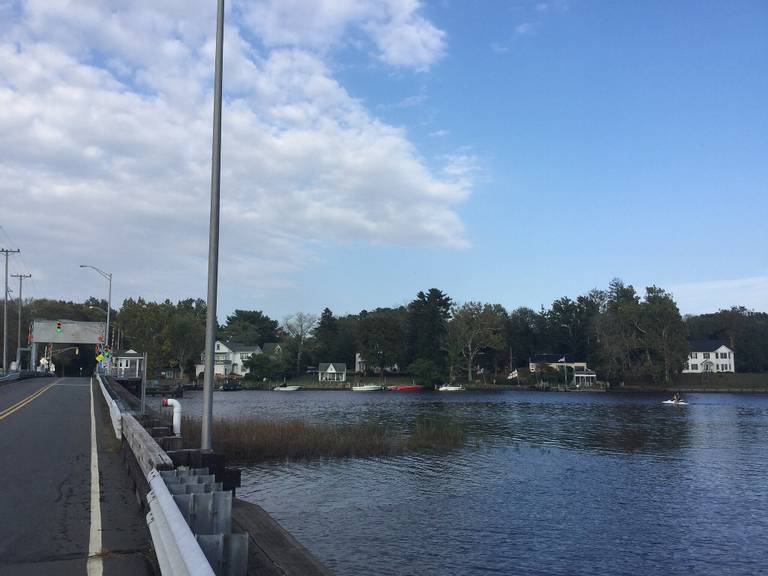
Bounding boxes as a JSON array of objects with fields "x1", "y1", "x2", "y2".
[
  {"x1": 357, "y1": 308, "x2": 406, "y2": 375},
  {"x1": 282, "y1": 312, "x2": 318, "y2": 376},
  {"x1": 406, "y1": 288, "x2": 452, "y2": 367},
  {"x1": 407, "y1": 358, "x2": 442, "y2": 386},
  {"x1": 507, "y1": 307, "x2": 543, "y2": 368},
  {"x1": 640, "y1": 286, "x2": 688, "y2": 384},
  {"x1": 447, "y1": 302, "x2": 506, "y2": 382},
  {"x1": 313, "y1": 307, "x2": 339, "y2": 361},
  {"x1": 219, "y1": 309, "x2": 278, "y2": 346},
  {"x1": 164, "y1": 311, "x2": 205, "y2": 379},
  {"x1": 595, "y1": 279, "x2": 643, "y2": 382}
]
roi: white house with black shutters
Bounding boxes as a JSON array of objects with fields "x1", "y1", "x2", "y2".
[
  {"x1": 195, "y1": 341, "x2": 262, "y2": 378},
  {"x1": 683, "y1": 340, "x2": 735, "y2": 373}
]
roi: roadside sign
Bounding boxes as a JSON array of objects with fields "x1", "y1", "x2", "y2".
[{"x1": 96, "y1": 353, "x2": 104, "y2": 362}]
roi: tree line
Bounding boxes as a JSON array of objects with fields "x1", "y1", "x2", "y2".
[{"x1": 3, "y1": 279, "x2": 767, "y2": 382}]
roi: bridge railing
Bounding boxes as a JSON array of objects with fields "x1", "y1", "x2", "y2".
[{"x1": 96, "y1": 374, "x2": 246, "y2": 576}]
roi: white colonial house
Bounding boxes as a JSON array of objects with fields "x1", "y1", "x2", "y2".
[
  {"x1": 683, "y1": 340, "x2": 735, "y2": 373},
  {"x1": 195, "y1": 341, "x2": 262, "y2": 378},
  {"x1": 318, "y1": 363, "x2": 347, "y2": 382}
]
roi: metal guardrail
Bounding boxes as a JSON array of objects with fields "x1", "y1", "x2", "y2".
[
  {"x1": 96, "y1": 375, "x2": 246, "y2": 576},
  {"x1": 163, "y1": 469, "x2": 248, "y2": 576},
  {"x1": 122, "y1": 413, "x2": 175, "y2": 478},
  {"x1": 147, "y1": 470, "x2": 217, "y2": 576},
  {"x1": 96, "y1": 374, "x2": 123, "y2": 439}
]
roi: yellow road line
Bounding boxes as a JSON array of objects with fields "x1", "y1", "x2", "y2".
[{"x1": 0, "y1": 380, "x2": 59, "y2": 421}]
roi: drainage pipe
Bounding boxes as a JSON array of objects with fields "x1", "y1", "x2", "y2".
[{"x1": 162, "y1": 398, "x2": 182, "y2": 436}]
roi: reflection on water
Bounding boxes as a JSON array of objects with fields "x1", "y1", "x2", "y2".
[{"x1": 157, "y1": 390, "x2": 768, "y2": 575}]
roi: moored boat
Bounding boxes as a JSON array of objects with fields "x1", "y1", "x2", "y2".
[
  {"x1": 437, "y1": 384, "x2": 465, "y2": 392},
  {"x1": 388, "y1": 384, "x2": 423, "y2": 392},
  {"x1": 351, "y1": 384, "x2": 385, "y2": 392},
  {"x1": 273, "y1": 385, "x2": 302, "y2": 391}
]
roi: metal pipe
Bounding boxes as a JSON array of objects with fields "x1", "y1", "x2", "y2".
[
  {"x1": 202, "y1": 0, "x2": 225, "y2": 451},
  {"x1": 162, "y1": 398, "x2": 182, "y2": 436}
]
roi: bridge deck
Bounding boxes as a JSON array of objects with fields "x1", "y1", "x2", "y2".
[{"x1": 0, "y1": 377, "x2": 154, "y2": 575}]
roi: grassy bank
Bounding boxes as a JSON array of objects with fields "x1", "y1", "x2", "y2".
[{"x1": 182, "y1": 415, "x2": 466, "y2": 462}]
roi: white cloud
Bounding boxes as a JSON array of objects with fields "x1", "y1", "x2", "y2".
[
  {"x1": 0, "y1": 1, "x2": 470, "y2": 307},
  {"x1": 242, "y1": 0, "x2": 445, "y2": 70},
  {"x1": 670, "y1": 276, "x2": 768, "y2": 315},
  {"x1": 515, "y1": 22, "x2": 534, "y2": 35}
]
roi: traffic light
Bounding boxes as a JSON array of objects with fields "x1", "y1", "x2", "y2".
[
  {"x1": 104, "y1": 346, "x2": 111, "y2": 358},
  {"x1": 56, "y1": 321, "x2": 62, "y2": 334}
]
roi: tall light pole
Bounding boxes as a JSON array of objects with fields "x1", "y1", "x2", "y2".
[
  {"x1": 202, "y1": 0, "x2": 225, "y2": 451},
  {"x1": 1, "y1": 248, "x2": 20, "y2": 373},
  {"x1": 80, "y1": 265, "x2": 112, "y2": 372},
  {"x1": 11, "y1": 273, "x2": 31, "y2": 369}
]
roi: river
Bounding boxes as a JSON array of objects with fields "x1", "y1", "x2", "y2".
[{"x1": 160, "y1": 390, "x2": 768, "y2": 575}]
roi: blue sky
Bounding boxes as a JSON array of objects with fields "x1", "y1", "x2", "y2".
[{"x1": 1, "y1": 1, "x2": 766, "y2": 319}]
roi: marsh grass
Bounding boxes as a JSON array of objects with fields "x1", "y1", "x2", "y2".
[
  {"x1": 406, "y1": 416, "x2": 467, "y2": 451},
  {"x1": 182, "y1": 415, "x2": 466, "y2": 463}
]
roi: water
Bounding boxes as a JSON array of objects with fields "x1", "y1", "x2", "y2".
[{"x1": 159, "y1": 390, "x2": 768, "y2": 575}]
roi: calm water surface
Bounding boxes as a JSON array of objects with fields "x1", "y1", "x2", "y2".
[{"x1": 165, "y1": 390, "x2": 768, "y2": 575}]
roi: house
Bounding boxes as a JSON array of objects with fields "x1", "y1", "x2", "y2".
[
  {"x1": 113, "y1": 349, "x2": 144, "y2": 378},
  {"x1": 261, "y1": 342, "x2": 283, "y2": 356},
  {"x1": 682, "y1": 340, "x2": 735, "y2": 373},
  {"x1": 529, "y1": 354, "x2": 588, "y2": 373},
  {"x1": 354, "y1": 352, "x2": 399, "y2": 374},
  {"x1": 318, "y1": 363, "x2": 347, "y2": 382},
  {"x1": 195, "y1": 341, "x2": 262, "y2": 378}
]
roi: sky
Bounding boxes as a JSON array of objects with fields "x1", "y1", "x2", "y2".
[{"x1": 1, "y1": 0, "x2": 766, "y2": 321}]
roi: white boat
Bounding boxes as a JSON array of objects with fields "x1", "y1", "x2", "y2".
[
  {"x1": 273, "y1": 385, "x2": 302, "y2": 391},
  {"x1": 351, "y1": 384, "x2": 385, "y2": 392},
  {"x1": 662, "y1": 399, "x2": 687, "y2": 405},
  {"x1": 437, "y1": 384, "x2": 466, "y2": 392}
]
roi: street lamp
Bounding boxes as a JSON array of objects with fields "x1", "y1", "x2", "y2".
[
  {"x1": 80, "y1": 265, "x2": 112, "y2": 371},
  {"x1": 201, "y1": 0, "x2": 225, "y2": 451}
]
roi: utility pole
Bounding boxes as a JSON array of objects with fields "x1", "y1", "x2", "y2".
[
  {"x1": 202, "y1": 0, "x2": 225, "y2": 451},
  {"x1": 11, "y1": 273, "x2": 31, "y2": 370},
  {"x1": 1, "y1": 248, "x2": 21, "y2": 373}
]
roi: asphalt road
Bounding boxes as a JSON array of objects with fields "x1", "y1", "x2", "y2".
[{"x1": 0, "y1": 377, "x2": 153, "y2": 575}]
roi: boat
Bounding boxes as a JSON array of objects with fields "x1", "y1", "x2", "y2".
[
  {"x1": 387, "y1": 384, "x2": 423, "y2": 392},
  {"x1": 662, "y1": 399, "x2": 687, "y2": 405},
  {"x1": 437, "y1": 384, "x2": 465, "y2": 392},
  {"x1": 273, "y1": 385, "x2": 302, "y2": 391},
  {"x1": 351, "y1": 384, "x2": 385, "y2": 392}
]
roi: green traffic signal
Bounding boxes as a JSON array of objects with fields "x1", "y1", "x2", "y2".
[{"x1": 56, "y1": 321, "x2": 62, "y2": 334}]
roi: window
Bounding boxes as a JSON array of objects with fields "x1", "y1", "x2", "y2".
[
  {"x1": 703, "y1": 352, "x2": 710, "y2": 359},
  {"x1": 691, "y1": 352, "x2": 698, "y2": 359},
  {"x1": 691, "y1": 364, "x2": 698, "y2": 371}
]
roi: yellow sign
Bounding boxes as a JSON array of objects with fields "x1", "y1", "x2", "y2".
[{"x1": 96, "y1": 353, "x2": 104, "y2": 362}]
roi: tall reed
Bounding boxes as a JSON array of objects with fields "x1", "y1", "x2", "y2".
[{"x1": 182, "y1": 415, "x2": 466, "y2": 462}]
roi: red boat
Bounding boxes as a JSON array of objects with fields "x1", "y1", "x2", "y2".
[{"x1": 387, "y1": 384, "x2": 423, "y2": 392}]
